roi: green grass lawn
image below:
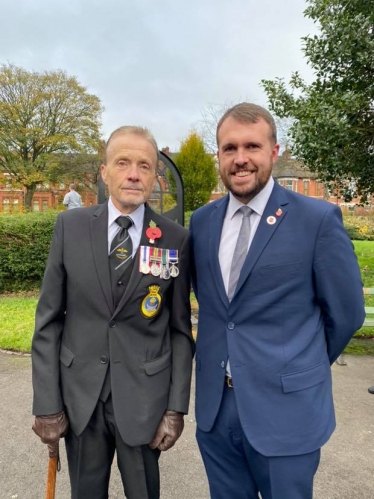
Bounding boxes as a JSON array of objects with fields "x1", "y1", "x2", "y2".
[
  {"x1": 2, "y1": 240, "x2": 374, "y2": 354},
  {"x1": 0, "y1": 295, "x2": 38, "y2": 352}
]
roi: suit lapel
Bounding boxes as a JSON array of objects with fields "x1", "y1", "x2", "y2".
[
  {"x1": 233, "y1": 183, "x2": 289, "y2": 299},
  {"x1": 90, "y1": 202, "x2": 113, "y2": 314},
  {"x1": 209, "y1": 196, "x2": 230, "y2": 308}
]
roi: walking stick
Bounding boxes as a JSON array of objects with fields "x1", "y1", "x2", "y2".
[{"x1": 45, "y1": 443, "x2": 59, "y2": 499}]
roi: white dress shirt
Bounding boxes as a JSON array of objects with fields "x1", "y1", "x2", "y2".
[
  {"x1": 219, "y1": 177, "x2": 274, "y2": 295},
  {"x1": 219, "y1": 177, "x2": 274, "y2": 377},
  {"x1": 107, "y1": 198, "x2": 145, "y2": 257}
]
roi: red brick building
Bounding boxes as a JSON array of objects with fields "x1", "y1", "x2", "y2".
[
  {"x1": 0, "y1": 149, "x2": 364, "y2": 212},
  {"x1": 0, "y1": 173, "x2": 97, "y2": 212}
]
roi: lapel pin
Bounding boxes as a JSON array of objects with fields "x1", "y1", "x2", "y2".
[
  {"x1": 267, "y1": 216, "x2": 276, "y2": 225},
  {"x1": 146, "y1": 220, "x2": 162, "y2": 244},
  {"x1": 275, "y1": 208, "x2": 283, "y2": 217}
]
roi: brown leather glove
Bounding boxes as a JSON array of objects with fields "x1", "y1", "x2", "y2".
[
  {"x1": 149, "y1": 410, "x2": 184, "y2": 452},
  {"x1": 32, "y1": 411, "x2": 69, "y2": 458}
]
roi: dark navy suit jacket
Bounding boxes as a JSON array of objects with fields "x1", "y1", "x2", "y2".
[{"x1": 190, "y1": 181, "x2": 365, "y2": 457}]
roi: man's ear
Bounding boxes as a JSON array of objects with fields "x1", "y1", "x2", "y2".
[
  {"x1": 271, "y1": 144, "x2": 280, "y2": 165},
  {"x1": 100, "y1": 164, "x2": 107, "y2": 184}
]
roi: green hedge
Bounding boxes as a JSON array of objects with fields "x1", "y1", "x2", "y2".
[
  {"x1": 343, "y1": 215, "x2": 374, "y2": 241},
  {"x1": 0, "y1": 212, "x2": 58, "y2": 293},
  {"x1": 0, "y1": 209, "x2": 192, "y2": 293},
  {"x1": 1, "y1": 210, "x2": 368, "y2": 293}
]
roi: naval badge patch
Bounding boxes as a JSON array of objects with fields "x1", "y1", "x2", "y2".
[{"x1": 141, "y1": 285, "x2": 162, "y2": 318}]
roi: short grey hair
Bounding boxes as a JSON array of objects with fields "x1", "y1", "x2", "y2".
[{"x1": 104, "y1": 126, "x2": 159, "y2": 164}]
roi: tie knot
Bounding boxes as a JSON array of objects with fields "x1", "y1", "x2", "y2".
[
  {"x1": 116, "y1": 216, "x2": 133, "y2": 230},
  {"x1": 239, "y1": 206, "x2": 252, "y2": 217}
]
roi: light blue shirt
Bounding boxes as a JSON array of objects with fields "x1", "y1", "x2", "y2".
[{"x1": 63, "y1": 190, "x2": 82, "y2": 209}]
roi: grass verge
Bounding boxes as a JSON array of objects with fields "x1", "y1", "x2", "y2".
[{"x1": 0, "y1": 295, "x2": 38, "y2": 352}]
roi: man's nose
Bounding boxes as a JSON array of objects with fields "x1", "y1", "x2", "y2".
[
  {"x1": 234, "y1": 149, "x2": 248, "y2": 166},
  {"x1": 126, "y1": 163, "x2": 140, "y2": 180}
]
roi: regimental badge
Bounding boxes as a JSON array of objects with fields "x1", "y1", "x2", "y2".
[
  {"x1": 141, "y1": 285, "x2": 162, "y2": 318},
  {"x1": 146, "y1": 220, "x2": 162, "y2": 244},
  {"x1": 267, "y1": 216, "x2": 276, "y2": 225},
  {"x1": 116, "y1": 248, "x2": 130, "y2": 260}
]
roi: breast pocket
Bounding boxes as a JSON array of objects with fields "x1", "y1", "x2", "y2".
[{"x1": 260, "y1": 261, "x2": 302, "y2": 276}]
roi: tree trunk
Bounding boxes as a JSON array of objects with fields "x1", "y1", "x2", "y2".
[{"x1": 24, "y1": 184, "x2": 37, "y2": 211}]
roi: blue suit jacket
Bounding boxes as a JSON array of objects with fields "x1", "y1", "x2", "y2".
[{"x1": 190, "y1": 182, "x2": 365, "y2": 457}]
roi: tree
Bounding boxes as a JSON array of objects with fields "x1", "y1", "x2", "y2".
[
  {"x1": 173, "y1": 132, "x2": 217, "y2": 211},
  {"x1": 197, "y1": 101, "x2": 293, "y2": 153},
  {"x1": 51, "y1": 140, "x2": 106, "y2": 195},
  {"x1": 261, "y1": 0, "x2": 374, "y2": 201},
  {"x1": 0, "y1": 63, "x2": 103, "y2": 209},
  {"x1": 197, "y1": 101, "x2": 234, "y2": 153}
]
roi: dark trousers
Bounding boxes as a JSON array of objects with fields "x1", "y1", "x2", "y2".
[
  {"x1": 196, "y1": 385, "x2": 320, "y2": 499},
  {"x1": 65, "y1": 396, "x2": 160, "y2": 499}
]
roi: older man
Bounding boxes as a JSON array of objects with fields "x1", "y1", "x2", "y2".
[{"x1": 32, "y1": 126, "x2": 194, "y2": 499}]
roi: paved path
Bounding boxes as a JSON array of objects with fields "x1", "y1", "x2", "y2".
[{"x1": 0, "y1": 351, "x2": 373, "y2": 498}]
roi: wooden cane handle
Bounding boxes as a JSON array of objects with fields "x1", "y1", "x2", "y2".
[{"x1": 46, "y1": 456, "x2": 58, "y2": 499}]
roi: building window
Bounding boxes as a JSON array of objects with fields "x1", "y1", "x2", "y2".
[
  {"x1": 279, "y1": 178, "x2": 296, "y2": 191},
  {"x1": 3, "y1": 198, "x2": 10, "y2": 212},
  {"x1": 42, "y1": 199, "x2": 48, "y2": 211},
  {"x1": 317, "y1": 182, "x2": 324, "y2": 197},
  {"x1": 33, "y1": 200, "x2": 40, "y2": 212},
  {"x1": 303, "y1": 180, "x2": 309, "y2": 196}
]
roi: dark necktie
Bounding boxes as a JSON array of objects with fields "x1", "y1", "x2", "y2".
[
  {"x1": 110, "y1": 216, "x2": 133, "y2": 272},
  {"x1": 227, "y1": 206, "x2": 252, "y2": 301},
  {"x1": 109, "y1": 216, "x2": 134, "y2": 305},
  {"x1": 100, "y1": 216, "x2": 134, "y2": 403}
]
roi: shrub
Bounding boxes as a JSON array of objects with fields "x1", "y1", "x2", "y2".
[
  {"x1": 343, "y1": 215, "x2": 374, "y2": 241},
  {"x1": 0, "y1": 211, "x2": 58, "y2": 292}
]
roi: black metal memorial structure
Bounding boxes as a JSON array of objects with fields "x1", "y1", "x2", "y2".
[{"x1": 97, "y1": 150, "x2": 184, "y2": 226}]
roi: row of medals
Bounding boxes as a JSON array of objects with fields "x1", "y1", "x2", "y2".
[{"x1": 139, "y1": 246, "x2": 179, "y2": 280}]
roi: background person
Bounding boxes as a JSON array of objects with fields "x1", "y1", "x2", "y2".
[
  {"x1": 62, "y1": 183, "x2": 82, "y2": 209},
  {"x1": 189, "y1": 102, "x2": 365, "y2": 499},
  {"x1": 32, "y1": 126, "x2": 194, "y2": 499}
]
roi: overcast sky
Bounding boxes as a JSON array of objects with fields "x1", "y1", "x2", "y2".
[{"x1": 0, "y1": 0, "x2": 318, "y2": 150}]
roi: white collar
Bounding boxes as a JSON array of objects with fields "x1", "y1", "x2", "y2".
[
  {"x1": 226, "y1": 177, "x2": 274, "y2": 218},
  {"x1": 107, "y1": 198, "x2": 145, "y2": 230}
]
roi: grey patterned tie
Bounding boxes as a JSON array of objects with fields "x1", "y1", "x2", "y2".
[{"x1": 228, "y1": 206, "x2": 252, "y2": 301}]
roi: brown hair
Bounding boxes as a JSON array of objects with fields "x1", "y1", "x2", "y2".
[
  {"x1": 216, "y1": 103, "x2": 277, "y2": 145},
  {"x1": 104, "y1": 126, "x2": 159, "y2": 164}
]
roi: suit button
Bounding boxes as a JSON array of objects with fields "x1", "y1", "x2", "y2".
[
  {"x1": 228, "y1": 322, "x2": 235, "y2": 330},
  {"x1": 109, "y1": 321, "x2": 116, "y2": 328},
  {"x1": 117, "y1": 281, "x2": 124, "y2": 287},
  {"x1": 221, "y1": 361, "x2": 225, "y2": 368},
  {"x1": 100, "y1": 356, "x2": 108, "y2": 364}
]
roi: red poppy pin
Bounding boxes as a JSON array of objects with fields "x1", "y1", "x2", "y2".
[{"x1": 146, "y1": 220, "x2": 162, "y2": 244}]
